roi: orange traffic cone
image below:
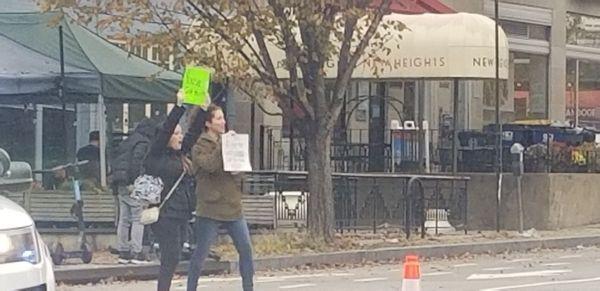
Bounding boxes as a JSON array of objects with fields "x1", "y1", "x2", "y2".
[{"x1": 401, "y1": 255, "x2": 421, "y2": 291}]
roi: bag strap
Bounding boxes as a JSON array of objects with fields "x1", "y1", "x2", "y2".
[{"x1": 158, "y1": 172, "x2": 185, "y2": 210}]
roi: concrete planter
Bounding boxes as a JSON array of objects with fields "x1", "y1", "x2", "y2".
[{"x1": 467, "y1": 173, "x2": 600, "y2": 230}]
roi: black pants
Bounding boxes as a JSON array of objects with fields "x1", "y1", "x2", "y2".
[{"x1": 151, "y1": 216, "x2": 188, "y2": 291}]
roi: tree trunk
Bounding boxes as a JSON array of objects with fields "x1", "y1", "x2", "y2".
[{"x1": 305, "y1": 123, "x2": 335, "y2": 242}]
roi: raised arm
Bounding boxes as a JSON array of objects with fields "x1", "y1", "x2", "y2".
[
  {"x1": 147, "y1": 105, "x2": 185, "y2": 155},
  {"x1": 182, "y1": 107, "x2": 207, "y2": 155}
]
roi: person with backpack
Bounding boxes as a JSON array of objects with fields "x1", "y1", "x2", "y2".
[
  {"x1": 112, "y1": 117, "x2": 158, "y2": 264},
  {"x1": 144, "y1": 90, "x2": 208, "y2": 291},
  {"x1": 111, "y1": 119, "x2": 156, "y2": 264}
]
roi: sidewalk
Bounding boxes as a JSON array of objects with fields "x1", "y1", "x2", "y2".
[{"x1": 55, "y1": 224, "x2": 600, "y2": 284}]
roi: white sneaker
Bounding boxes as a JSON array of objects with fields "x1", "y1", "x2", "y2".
[{"x1": 130, "y1": 253, "x2": 149, "y2": 265}]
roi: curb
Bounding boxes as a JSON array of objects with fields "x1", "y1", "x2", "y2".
[
  {"x1": 55, "y1": 260, "x2": 230, "y2": 284},
  {"x1": 56, "y1": 235, "x2": 600, "y2": 284}
]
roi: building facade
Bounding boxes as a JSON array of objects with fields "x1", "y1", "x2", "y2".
[
  {"x1": 252, "y1": 0, "x2": 600, "y2": 171},
  {"x1": 443, "y1": 0, "x2": 600, "y2": 129}
]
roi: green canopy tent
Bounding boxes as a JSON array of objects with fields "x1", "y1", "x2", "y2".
[
  {"x1": 0, "y1": 11, "x2": 182, "y2": 186},
  {"x1": 0, "y1": 11, "x2": 181, "y2": 103}
]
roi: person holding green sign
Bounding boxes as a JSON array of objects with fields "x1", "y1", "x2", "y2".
[{"x1": 145, "y1": 89, "x2": 212, "y2": 291}]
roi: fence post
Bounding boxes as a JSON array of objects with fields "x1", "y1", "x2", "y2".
[
  {"x1": 259, "y1": 125, "x2": 265, "y2": 170},
  {"x1": 406, "y1": 176, "x2": 425, "y2": 239}
]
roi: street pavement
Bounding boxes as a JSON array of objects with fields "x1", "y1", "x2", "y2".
[{"x1": 57, "y1": 246, "x2": 600, "y2": 291}]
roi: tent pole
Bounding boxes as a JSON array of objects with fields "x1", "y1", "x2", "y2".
[
  {"x1": 35, "y1": 105, "x2": 43, "y2": 182},
  {"x1": 59, "y1": 25, "x2": 69, "y2": 161},
  {"x1": 97, "y1": 94, "x2": 107, "y2": 188}
]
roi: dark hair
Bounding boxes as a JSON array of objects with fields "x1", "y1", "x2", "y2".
[
  {"x1": 205, "y1": 104, "x2": 223, "y2": 127},
  {"x1": 89, "y1": 131, "x2": 100, "y2": 142}
]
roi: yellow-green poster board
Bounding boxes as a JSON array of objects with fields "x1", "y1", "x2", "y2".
[{"x1": 182, "y1": 66, "x2": 211, "y2": 106}]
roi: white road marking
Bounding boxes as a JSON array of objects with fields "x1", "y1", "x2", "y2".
[
  {"x1": 541, "y1": 262, "x2": 571, "y2": 267},
  {"x1": 507, "y1": 258, "x2": 532, "y2": 263},
  {"x1": 174, "y1": 285, "x2": 208, "y2": 290},
  {"x1": 482, "y1": 267, "x2": 514, "y2": 271},
  {"x1": 256, "y1": 277, "x2": 285, "y2": 283},
  {"x1": 279, "y1": 283, "x2": 317, "y2": 289},
  {"x1": 276, "y1": 273, "x2": 352, "y2": 280},
  {"x1": 422, "y1": 271, "x2": 453, "y2": 277},
  {"x1": 467, "y1": 269, "x2": 572, "y2": 280},
  {"x1": 354, "y1": 277, "x2": 388, "y2": 282},
  {"x1": 480, "y1": 276, "x2": 600, "y2": 291},
  {"x1": 559, "y1": 255, "x2": 582, "y2": 259},
  {"x1": 453, "y1": 263, "x2": 478, "y2": 268},
  {"x1": 174, "y1": 272, "x2": 354, "y2": 285},
  {"x1": 331, "y1": 272, "x2": 355, "y2": 277},
  {"x1": 173, "y1": 277, "x2": 240, "y2": 283}
]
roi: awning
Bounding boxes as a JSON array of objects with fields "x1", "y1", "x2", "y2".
[
  {"x1": 0, "y1": 12, "x2": 181, "y2": 104},
  {"x1": 388, "y1": 0, "x2": 455, "y2": 14},
  {"x1": 269, "y1": 13, "x2": 509, "y2": 80}
]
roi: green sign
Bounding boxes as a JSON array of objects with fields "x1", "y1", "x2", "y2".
[{"x1": 182, "y1": 66, "x2": 211, "y2": 106}]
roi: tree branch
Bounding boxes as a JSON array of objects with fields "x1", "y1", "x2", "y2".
[
  {"x1": 328, "y1": 0, "x2": 391, "y2": 129},
  {"x1": 268, "y1": 0, "x2": 314, "y2": 119},
  {"x1": 145, "y1": 2, "x2": 196, "y2": 56},
  {"x1": 245, "y1": 4, "x2": 279, "y2": 88},
  {"x1": 184, "y1": 0, "x2": 276, "y2": 87},
  {"x1": 336, "y1": 14, "x2": 358, "y2": 96},
  {"x1": 204, "y1": 1, "x2": 273, "y2": 78}
]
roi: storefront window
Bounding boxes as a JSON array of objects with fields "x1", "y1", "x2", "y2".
[
  {"x1": 513, "y1": 52, "x2": 548, "y2": 120},
  {"x1": 482, "y1": 79, "x2": 510, "y2": 125},
  {"x1": 500, "y1": 20, "x2": 550, "y2": 41},
  {"x1": 567, "y1": 13, "x2": 600, "y2": 48},
  {"x1": 566, "y1": 59, "x2": 600, "y2": 129}
]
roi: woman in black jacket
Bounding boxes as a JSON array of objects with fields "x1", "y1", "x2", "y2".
[{"x1": 144, "y1": 90, "x2": 206, "y2": 291}]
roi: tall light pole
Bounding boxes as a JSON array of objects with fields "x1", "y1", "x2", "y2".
[{"x1": 494, "y1": 0, "x2": 503, "y2": 232}]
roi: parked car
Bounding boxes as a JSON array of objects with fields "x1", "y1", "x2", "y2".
[{"x1": 0, "y1": 148, "x2": 55, "y2": 291}]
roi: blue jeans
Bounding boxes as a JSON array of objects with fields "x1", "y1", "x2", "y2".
[{"x1": 186, "y1": 217, "x2": 254, "y2": 291}]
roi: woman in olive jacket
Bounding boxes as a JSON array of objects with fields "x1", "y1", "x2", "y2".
[
  {"x1": 144, "y1": 91, "x2": 205, "y2": 291},
  {"x1": 186, "y1": 104, "x2": 254, "y2": 291}
]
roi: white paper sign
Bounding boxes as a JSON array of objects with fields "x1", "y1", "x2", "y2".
[{"x1": 221, "y1": 132, "x2": 252, "y2": 172}]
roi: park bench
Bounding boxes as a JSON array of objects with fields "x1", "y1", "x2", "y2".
[
  {"x1": 242, "y1": 194, "x2": 276, "y2": 229},
  {"x1": 5, "y1": 188, "x2": 276, "y2": 231},
  {"x1": 26, "y1": 190, "x2": 117, "y2": 230},
  {"x1": 241, "y1": 174, "x2": 277, "y2": 229}
]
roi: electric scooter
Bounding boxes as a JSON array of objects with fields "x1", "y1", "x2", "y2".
[{"x1": 33, "y1": 160, "x2": 93, "y2": 265}]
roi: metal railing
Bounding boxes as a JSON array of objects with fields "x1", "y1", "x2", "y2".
[{"x1": 243, "y1": 171, "x2": 470, "y2": 238}]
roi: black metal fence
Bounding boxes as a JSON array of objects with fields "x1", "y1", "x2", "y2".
[
  {"x1": 259, "y1": 124, "x2": 600, "y2": 175},
  {"x1": 259, "y1": 126, "x2": 446, "y2": 173},
  {"x1": 243, "y1": 171, "x2": 469, "y2": 238}
]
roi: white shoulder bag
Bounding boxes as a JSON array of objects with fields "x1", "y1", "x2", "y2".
[{"x1": 140, "y1": 172, "x2": 185, "y2": 225}]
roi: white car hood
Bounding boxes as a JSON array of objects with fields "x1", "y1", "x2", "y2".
[{"x1": 0, "y1": 195, "x2": 33, "y2": 229}]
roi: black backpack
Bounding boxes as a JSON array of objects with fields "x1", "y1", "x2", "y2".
[{"x1": 111, "y1": 134, "x2": 150, "y2": 186}]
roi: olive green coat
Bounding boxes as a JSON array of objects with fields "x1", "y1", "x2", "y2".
[{"x1": 191, "y1": 132, "x2": 243, "y2": 221}]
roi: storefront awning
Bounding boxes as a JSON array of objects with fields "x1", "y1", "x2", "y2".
[
  {"x1": 352, "y1": 12, "x2": 510, "y2": 79},
  {"x1": 270, "y1": 12, "x2": 509, "y2": 80}
]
